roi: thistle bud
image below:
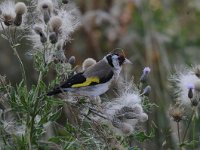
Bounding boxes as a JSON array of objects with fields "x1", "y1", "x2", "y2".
[
  {"x1": 187, "y1": 84, "x2": 194, "y2": 99},
  {"x1": 193, "y1": 65, "x2": 200, "y2": 78},
  {"x1": 140, "y1": 67, "x2": 151, "y2": 83},
  {"x1": 82, "y1": 58, "x2": 96, "y2": 70},
  {"x1": 40, "y1": 34, "x2": 47, "y2": 43},
  {"x1": 62, "y1": 0, "x2": 69, "y2": 4},
  {"x1": 33, "y1": 26, "x2": 47, "y2": 43},
  {"x1": 142, "y1": 85, "x2": 151, "y2": 96},
  {"x1": 43, "y1": 10, "x2": 50, "y2": 24},
  {"x1": 49, "y1": 32, "x2": 58, "y2": 44},
  {"x1": 191, "y1": 99, "x2": 198, "y2": 107},
  {"x1": 68, "y1": 56, "x2": 76, "y2": 65}
]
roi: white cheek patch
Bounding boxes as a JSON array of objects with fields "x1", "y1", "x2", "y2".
[
  {"x1": 112, "y1": 59, "x2": 119, "y2": 68},
  {"x1": 112, "y1": 55, "x2": 120, "y2": 69},
  {"x1": 112, "y1": 55, "x2": 118, "y2": 59}
]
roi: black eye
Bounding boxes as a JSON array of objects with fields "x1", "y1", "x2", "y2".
[
  {"x1": 106, "y1": 53, "x2": 125, "y2": 67},
  {"x1": 118, "y1": 56, "x2": 125, "y2": 65}
]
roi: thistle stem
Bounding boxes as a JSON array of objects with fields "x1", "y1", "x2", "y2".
[
  {"x1": 12, "y1": 46, "x2": 27, "y2": 85},
  {"x1": 27, "y1": 71, "x2": 43, "y2": 150},
  {"x1": 182, "y1": 109, "x2": 195, "y2": 142},
  {"x1": 177, "y1": 122, "x2": 181, "y2": 150},
  {"x1": 192, "y1": 114, "x2": 195, "y2": 150}
]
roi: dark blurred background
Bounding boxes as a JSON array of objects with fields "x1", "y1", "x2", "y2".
[{"x1": 1, "y1": 0, "x2": 200, "y2": 149}]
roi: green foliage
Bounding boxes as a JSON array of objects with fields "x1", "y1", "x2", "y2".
[
  {"x1": 142, "y1": 96, "x2": 158, "y2": 113},
  {"x1": 128, "y1": 147, "x2": 141, "y2": 150},
  {"x1": 180, "y1": 140, "x2": 199, "y2": 148},
  {"x1": 132, "y1": 128, "x2": 155, "y2": 143},
  {"x1": 0, "y1": 0, "x2": 159, "y2": 149}
]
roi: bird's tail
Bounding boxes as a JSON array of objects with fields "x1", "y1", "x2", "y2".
[{"x1": 47, "y1": 88, "x2": 62, "y2": 96}]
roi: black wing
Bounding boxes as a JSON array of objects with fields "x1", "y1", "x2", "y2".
[
  {"x1": 47, "y1": 73, "x2": 86, "y2": 96},
  {"x1": 60, "y1": 72, "x2": 86, "y2": 88}
]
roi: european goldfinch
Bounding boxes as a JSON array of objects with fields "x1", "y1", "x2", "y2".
[{"x1": 47, "y1": 51, "x2": 132, "y2": 97}]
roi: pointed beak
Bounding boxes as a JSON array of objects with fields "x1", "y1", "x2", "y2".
[{"x1": 124, "y1": 58, "x2": 132, "y2": 64}]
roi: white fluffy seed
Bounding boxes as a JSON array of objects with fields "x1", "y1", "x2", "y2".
[
  {"x1": 82, "y1": 58, "x2": 96, "y2": 70},
  {"x1": 15, "y1": 2, "x2": 27, "y2": 15},
  {"x1": 49, "y1": 16, "x2": 62, "y2": 33}
]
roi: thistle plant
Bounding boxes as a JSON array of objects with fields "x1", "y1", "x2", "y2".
[
  {"x1": 0, "y1": 0, "x2": 155, "y2": 149},
  {"x1": 169, "y1": 65, "x2": 200, "y2": 150},
  {"x1": 0, "y1": 0, "x2": 79, "y2": 149}
]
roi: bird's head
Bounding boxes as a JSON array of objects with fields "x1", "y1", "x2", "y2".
[{"x1": 105, "y1": 49, "x2": 132, "y2": 70}]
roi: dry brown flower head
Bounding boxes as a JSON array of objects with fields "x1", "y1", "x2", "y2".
[{"x1": 169, "y1": 103, "x2": 185, "y2": 122}]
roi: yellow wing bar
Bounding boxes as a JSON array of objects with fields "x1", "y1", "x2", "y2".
[{"x1": 72, "y1": 77, "x2": 100, "y2": 88}]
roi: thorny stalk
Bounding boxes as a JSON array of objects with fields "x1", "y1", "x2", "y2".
[
  {"x1": 0, "y1": 20, "x2": 27, "y2": 85},
  {"x1": 177, "y1": 122, "x2": 181, "y2": 150},
  {"x1": 182, "y1": 108, "x2": 195, "y2": 143},
  {"x1": 28, "y1": 71, "x2": 43, "y2": 149},
  {"x1": 12, "y1": 46, "x2": 27, "y2": 85},
  {"x1": 192, "y1": 113, "x2": 195, "y2": 150}
]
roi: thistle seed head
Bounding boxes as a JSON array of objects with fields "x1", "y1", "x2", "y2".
[
  {"x1": 121, "y1": 123, "x2": 133, "y2": 135},
  {"x1": 120, "y1": 112, "x2": 138, "y2": 119},
  {"x1": 169, "y1": 103, "x2": 184, "y2": 122},
  {"x1": 139, "y1": 113, "x2": 148, "y2": 122},
  {"x1": 0, "y1": 1, "x2": 16, "y2": 26},
  {"x1": 38, "y1": 0, "x2": 53, "y2": 23},
  {"x1": 112, "y1": 117, "x2": 122, "y2": 128},
  {"x1": 3, "y1": 15, "x2": 14, "y2": 26},
  {"x1": 15, "y1": 2, "x2": 27, "y2": 15},
  {"x1": 117, "y1": 106, "x2": 135, "y2": 114},
  {"x1": 49, "y1": 16, "x2": 62, "y2": 34},
  {"x1": 82, "y1": 58, "x2": 96, "y2": 70},
  {"x1": 38, "y1": 0, "x2": 53, "y2": 13}
]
